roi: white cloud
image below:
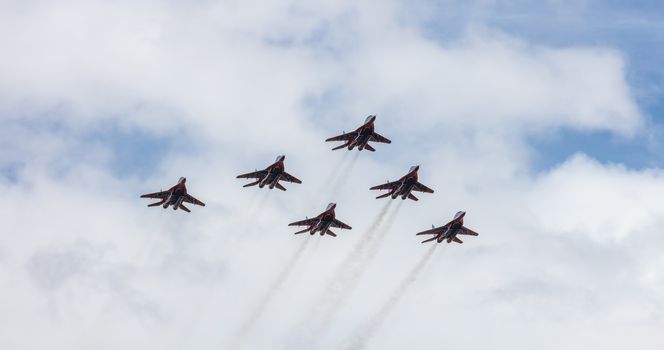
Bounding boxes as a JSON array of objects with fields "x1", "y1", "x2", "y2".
[{"x1": 0, "y1": 1, "x2": 662, "y2": 350}]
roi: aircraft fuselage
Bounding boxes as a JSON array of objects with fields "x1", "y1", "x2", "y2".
[
  {"x1": 392, "y1": 170, "x2": 419, "y2": 199},
  {"x1": 437, "y1": 214, "x2": 465, "y2": 242},
  {"x1": 311, "y1": 210, "x2": 335, "y2": 235},
  {"x1": 348, "y1": 121, "x2": 375, "y2": 150},
  {"x1": 163, "y1": 184, "x2": 187, "y2": 210},
  {"x1": 259, "y1": 159, "x2": 285, "y2": 188}
]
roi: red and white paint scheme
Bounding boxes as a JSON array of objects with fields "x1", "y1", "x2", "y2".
[
  {"x1": 288, "y1": 203, "x2": 352, "y2": 237},
  {"x1": 370, "y1": 165, "x2": 434, "y2": 201},
  {"x1": 416, "y1": 211, "x2": 479, "y2": 244},
  {"x1": 236, "y1": 155, "x2": 303, "y2": 190},
  {"x1": 325, "y1": 115, "x2": 392, "y2": 152},
  {"x1": 140, "y1": 177, "x2": 206, "y2": 213}
]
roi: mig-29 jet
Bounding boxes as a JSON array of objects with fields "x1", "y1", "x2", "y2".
[
  {"x1": 416, "y1": 211, "x2": 479, "y2": 244},
  {"x1": 325, "y1": 115, "x2": 391, "y2": 152},
  {"x1": 288, "y1": 203, "x2": 352, "y2": 237},
  {"x1": 140, "y1": 177, "x2": 206, "y2": 212},
  {"x1": 237, "y1": 155, "x2": 302, "y2": 190},
  {"x1": 370, "y1": 165, "x2": 434, "y2": 201}
]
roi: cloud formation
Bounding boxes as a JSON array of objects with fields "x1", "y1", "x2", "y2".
[{"x1": 0, "y1": 1, "x2": 662, "y2": 350}]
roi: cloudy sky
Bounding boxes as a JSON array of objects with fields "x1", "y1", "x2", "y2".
[{"x1": 1, "y1": 0, "x2": 663, "y2": 349}]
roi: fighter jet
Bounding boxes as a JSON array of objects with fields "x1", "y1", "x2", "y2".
[
  {"x1": 237, "y1": 155, "x2": 302, "y2": 190},
  {"x1": 416, "y1": 211, "x2": 479, "y2": 244},
  {"x1": 140, "y1": 177, "x2": 206, "y2": 212},
  {"x1": 325, "y1": 115, "x2": 391, "y2": 152},
  {"x1": 370, "y1": 165, "x2": 434, "y2": 201},
  {"x1": 288, "y1": 203, "x2": 352, "y2": 237}
]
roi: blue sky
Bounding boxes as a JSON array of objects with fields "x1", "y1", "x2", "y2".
[{"x1": 421, "y1": 0, "x2": 664, "y2": 169}]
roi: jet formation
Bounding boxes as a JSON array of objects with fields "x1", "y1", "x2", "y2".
[{"x1": 140, "y1": 116, "x2": 479, "y2": 244}]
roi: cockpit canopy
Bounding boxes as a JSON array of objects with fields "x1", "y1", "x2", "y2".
[
  {"x1": 365, "y1": 115, "x2": 376, "y2": 123},
  {"x1": 276, "y1": 155, "x2": 285, "y2": 162},
  {"x1": 326, "y1": 202, "x2": 336, "y2": 211},
  {"x1": 454, "y1": 211, "x2": 465, "y2": 219},
  {"x1": 178, "y1": 177, "x2": 186, "y2": 184}
]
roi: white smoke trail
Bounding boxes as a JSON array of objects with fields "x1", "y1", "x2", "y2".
[
  {"x1": 308, "y1": 200, "x2": 394, "y2": 334},
  {"x1": 317, "y1": 199, "x2": 406, "y2": 329},
  {"x1": 321, "y1": 151, "x2": 351, "y2": 188},
  {"x1": 227, "y1": 237, "x2": 311, "y2": 349},
  {"x1": 329, "y1": 151, "x2": 361, "y2": 196},
  {"x1": 237, "y1": 190, "x2": 270, "y2": 235},
  {"x1": 374, "y1": 199, "x2": 404, "y2": 242},
  {"x1": 344, "y1": 244, "x2": 438, "y2": 350}
]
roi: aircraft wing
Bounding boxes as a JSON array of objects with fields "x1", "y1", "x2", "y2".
[
  {"x1": 183, "y1": 194, "x2": 206, "y2": 206},
  {"x1": 458, "y1": 226, "x2": 479, "y2": 236},
  {"x1": 370, "y1": 180, "x2": 400, "y2": 191},
  {"x1": 413, "y1": 182, "x2": 434, "y2": 193},
  {"x1": 371, "y1": 132, "x2": 392, "y2": 144},
  {"x1": 237, "y1": 170, "x2": 268, "y2": 179},
  {"x1": 330, "y1": 219, "x2": 352, "y2": 230},
  {"x1": 281, "y1": 172, "x2": 302, "y2": 184},
  {"x1": 140, "y1": 190, "x2": 169, "y2": 199},
  {"x1": 288, "y1": 218, "x2": 319, "y2": 227},
  {"x1": 415, "y1": 225, "x2": 448, "y2": 236},
  {"x1": 326, "y1": 132, "x2": 357, "y2": 142}
]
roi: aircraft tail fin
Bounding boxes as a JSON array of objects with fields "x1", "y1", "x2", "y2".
[
  {"x1": 243, "y1": 180, "x2": 261, "y2": 187},
  {"x1": 179, "y1": 204, "x2": 191, "y2": 213},
  {"x1": 294, "y1": 228, "x2": 310, "y2": 235},
  {"x1": 275, "y1": 182, "x2": 287, "y2": 191},
  {"x1": 325, "y1": 229, "x2": 337, "y2": 237},
  {"x1": 376, "y1": 192, "x2": 392, "y2": 199},
  {"x1": 408, "y1": 193, "x2": 419, "y2": 201},
  {"x1": 364, "y1": 144, "x2": 376, "y2": 152}
]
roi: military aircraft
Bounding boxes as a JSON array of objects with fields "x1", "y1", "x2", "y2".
[
  {"x1": 369, "y1": 165, "x2": 434, "y2": 201},
  {"x1": 237, "y1": 155, "x2": 302, "y2": 190},
  {"x1": 325, "y1": 115, "x2": 391, "y2": 151},
  {"x1": 288, "y1": 203, "x2": 352, "y2": 237},
  {"x1": 416, "y1": 211, "x2": 479, "y2": 244},
  {"x1": 140, "y1": 177, "x2": 206, "y2": 212}
]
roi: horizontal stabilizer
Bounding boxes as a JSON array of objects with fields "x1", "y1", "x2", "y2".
[
  {"x1": 294, "y1": 228, "x2": 310, "y2": 235},
  {"x1": 364, "y1": 144, "x2": 376, "y2": 152},
  {"x1": 325, "y1": 229, "x2": 337, "y2": 237},
  {"x1": 332, "y1": 143, "x2": 350, "y2": 151},
  {"x1": 453, "y1": 237, "x2": 463, "y2": 244},
  {"x1": 179, "y1": 203, "x2": 191, "y2": 213},
  {"x1": 408, "y1": 193, "x2": 419, "y2": 201},
  {"x1": 275, "y1": 182, "x2": 287, "y2": 191},
  {"x1": 458, "y1": 227, "x2": 479, "y2": 236},
  {"x1": 376, "y1": 192, "x2": 392, "y2": 199},
  {"x1": 243, "y1": 180, "x2": 261, "y2": 187},
  {"x1": 421, "y1": 236, "x2": 438, "y2": 243},
  {"x1": 148, "y1": 201, "x2": 164, "y2": 207}
]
